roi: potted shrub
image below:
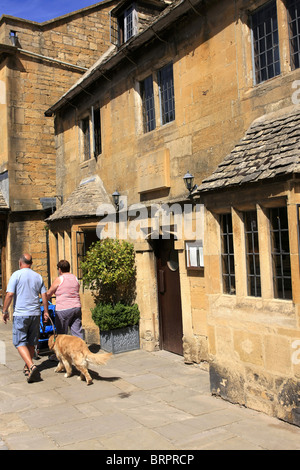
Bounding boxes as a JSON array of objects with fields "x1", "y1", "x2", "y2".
[
  {"x1": 91, "y1": 302, "x2": 140, "y2": 353},
  {"x1": 81, "y1": 238, "x2": 140, "y2": 353}
]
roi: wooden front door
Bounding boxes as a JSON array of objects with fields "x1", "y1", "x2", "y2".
[{"x1": 156, "y1": 238, "x2": 183, "y2": 355}]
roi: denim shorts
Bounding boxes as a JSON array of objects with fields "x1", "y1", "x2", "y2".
[{"x1": 12, "y1": 316, "x2": 40, "y2": 348}]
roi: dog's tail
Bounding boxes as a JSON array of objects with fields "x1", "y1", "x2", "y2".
[{"x1": 86, "y1": 351, "x2": 112, "y2": 365}]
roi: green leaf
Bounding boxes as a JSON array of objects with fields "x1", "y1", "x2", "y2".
[{"x1": 81, "y1": 238, "x2": 137, "y2": 305}]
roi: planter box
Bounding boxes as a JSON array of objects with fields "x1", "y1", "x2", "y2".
[{"x1": 100, "y1": 324, "x2": 140, "y2": 354}]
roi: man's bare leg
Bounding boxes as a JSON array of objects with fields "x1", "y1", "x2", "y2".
[
  {"x1": 17, "y1": 345, "x2": 35, "y2": 369},
  {"x1": 17, "y1": 345, "x2": 40, "y2": 382}
]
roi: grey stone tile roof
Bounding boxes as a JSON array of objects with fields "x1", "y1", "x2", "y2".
[
  {"x1": 198, "y1": 105, "x2": 300, "y2": 193},
  {"x1": 0, "y1": 190, "x2": 9, "y2": 210},
  {"x1": 47, "y1": 175, "x2": 111, "y2": 221}
]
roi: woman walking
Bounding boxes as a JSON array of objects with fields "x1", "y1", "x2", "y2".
[{"x1": 47, "y1": 260, "x2": 83, "y2": 339}]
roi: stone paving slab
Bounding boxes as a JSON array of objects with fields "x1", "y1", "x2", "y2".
[{"x1": 1, "y1": 321, "x2": 300, "y2": 451}]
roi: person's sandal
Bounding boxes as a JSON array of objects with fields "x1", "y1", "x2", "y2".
[
  {"x1": 27, "y1": 364, "x2": 40, "y2": 383},
  {"x1": 23, "y1": 365, "x2": 29, "y2": 377}
]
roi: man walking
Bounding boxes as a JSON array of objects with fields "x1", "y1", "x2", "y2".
[{"x1": 1, "y1": 253, "x2": 49, "y2": 383}]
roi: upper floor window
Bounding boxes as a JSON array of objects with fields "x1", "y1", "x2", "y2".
[
  {"x1": 158, "y1": 63, "x2": 175, "y2": 125},
  {"x1": 81, "y1": 117, "x2": 90, "y2": 162},
  {"x1": 141, "y1": 75, "x2": 156, "y2": 132},
  {"x1": 124, "y1": 5, "x2": 135, "y2": 42},
  {"x1": 80, "y1": 107, "x2": 102, "y2": 162},
  {"x1": 287, "y1": 0, "x2": 300, "y2": 69},
  {"x1": 93, "y1": 107, "x2": 102, "y2": 158},
  {"x1": 140, "y1": 63, "x2": 175, "y2": 133},
  {"x1": 111, "y1": 3, "x2": 138, "y2": 45},
  {"x1": 251, "y1": 1, "x2": 280, "y2": 84}
]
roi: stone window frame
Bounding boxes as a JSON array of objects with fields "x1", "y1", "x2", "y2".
[
  {"x1": 220, "y1": 212, "x2": 236, "y2": 295},
  {"x1": 158, "y1": 62, "x2": 175, "y2": 126},
  {"x1": 244, "y1": 210, "x2": 261, "y2": 297},
  {"x1": 218, "y1": 198, "x2": 293, "y2": 301},
  {"x1": 242, "y1": 0, "x2": 300, "y2": 87},
  {"x1": 123, "y1": 4, "x2": 136, "y2": 42},
  {"x1": 48, "y1": 227, "x2": 73, "y2": 285},
  {"x1": 286, "y1": 0, "x2": 300, "y2": 69},
  {"x1": 140, "y1": 74, "x2": 156, "y2": 133},
  {"x1": 78, "y1": 106, "x2": 102, "y2": 163},
  {"x1": 92, "y1": 107, "x2": 102, "y2": 159},
  {"x1": 269, "y1": 206, "x2": 292, "y2": 300},
  {"x1": 49, "y1": 224, "x2": 96, "y2": 286},
  {"x1": 76, "y1": 228, "x2": 99, "y2": 280},
  {"x1": 137, "y1": 62, "x2": 175, "y2": 135},
  {"x1": 110, "y1": 3, "x2": 138, "y2": 46},
  {"x1": 80, "y1": 115, "x2": 91, "y2": 162},
  {"x1": 250, "y1": 0, "x2": 281, "y2": 84}
]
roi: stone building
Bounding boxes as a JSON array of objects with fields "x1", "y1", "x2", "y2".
[
  {"x1": 44, "y1": 0, "x2": 300, "y2": 425},
  {"x1": 0, "y1": 0, "x2": 118, "y2": 299},
  {"x1": 199, "y1": 105, "x2": 300, "y2": 426}
]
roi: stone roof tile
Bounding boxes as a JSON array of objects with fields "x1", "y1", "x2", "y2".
[
  {"x1": 198, "y1": 105, "x2": 300, "y2": 193},
  {"x1": 47, "y1": 175, "x2": 111, "y2": 222}
]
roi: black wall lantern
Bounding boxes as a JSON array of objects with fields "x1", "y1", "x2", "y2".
[
  {"x1": 112, "y1": 190, "x2": 120, "y2": 209},
  {"x1": 183, "y1": 171, "x2": 198, "y2": 195}
]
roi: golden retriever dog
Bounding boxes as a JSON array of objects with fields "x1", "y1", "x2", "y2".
[{"x1": 48, "y1": 334, "x2": 112, "y2": 385}]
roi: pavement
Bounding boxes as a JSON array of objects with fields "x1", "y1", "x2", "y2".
[{"x1": 1, "y1": 321, "x2": 300, "y2": 452}]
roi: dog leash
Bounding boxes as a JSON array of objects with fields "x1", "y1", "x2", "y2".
[{"x1": 47, "y1": 314, "x2": 57, "y2": 343}]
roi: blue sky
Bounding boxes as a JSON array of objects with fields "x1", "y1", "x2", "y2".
[{"x1": 0, "y1": 0, "x2": 104, "y2": 23}]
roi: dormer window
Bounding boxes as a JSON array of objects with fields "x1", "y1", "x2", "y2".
[
  {"x1": 110, "y1": 3, "x2": 138, "y2": 46},
  {"x1": 122, "y1": 5, "x2": 135, "y2": 42}
]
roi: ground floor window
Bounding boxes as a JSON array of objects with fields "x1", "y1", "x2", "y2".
[
  {"x1": 269, "y1": 207, "x2": 292, "y2": 300},
  {"x1": 220, "y1": 213, "x2": 235, "y2": 295},
  {"x1": 245, "y1": 211, "x2": 261, "y2": 297},
  {"x1": 76, "y1": 229, "x2": 98, "y2": 280},
  {"x1": 219, "y1": 205, "x2": 292, "y2": 300}
]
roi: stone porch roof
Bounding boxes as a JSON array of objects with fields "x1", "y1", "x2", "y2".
[
  {"x1": 198, "y1": 105, "x2": 300, "y2": 193},
  {"x1": 47, "y1": 175, "x2": 111, "y2": 222},
  {"x1": 0, "y1": 190, "x2": 9, "y2": 210}
]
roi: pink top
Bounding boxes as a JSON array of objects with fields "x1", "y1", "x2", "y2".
[{"x1": 55, "y1": 273, "x2": 81, "y2": 311}]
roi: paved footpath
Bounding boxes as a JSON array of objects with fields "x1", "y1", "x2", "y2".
[{"x1": 1, "y1": 321, "x2": 300, "y2": 451}]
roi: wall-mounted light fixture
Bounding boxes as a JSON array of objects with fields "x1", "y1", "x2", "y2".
[
  {"x1": 9, "y1": 31, "x2": 18, "y2": 47},
  {"x1": 183, "y1": 171, "x2": 198, "y2": 196},
  {"x1": 112, "y1": 190, "x2": 120, "y2": 209},
  {"x1": 55, "y1": 195, "x2": 63, "y2": 204}
]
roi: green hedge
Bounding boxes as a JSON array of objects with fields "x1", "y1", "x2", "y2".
[{"x1": 91, "y1": 302, "x2": 140, "y2": 331}]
